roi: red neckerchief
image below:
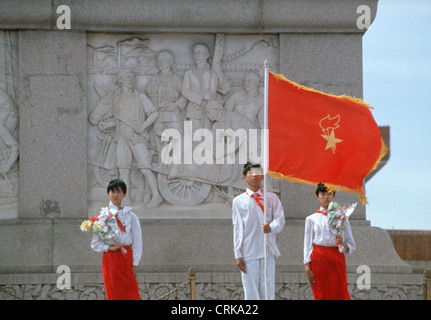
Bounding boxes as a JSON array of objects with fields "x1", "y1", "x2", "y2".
[
  {"x1": 246, "y1": 188, "x2": 264, "y2": 212},
  {"x1": 316, "y1": 210, "x2": 327, "y2": 216},
  {"x1": 115, "y1": 215, "x2": 126, "y2": 232}
]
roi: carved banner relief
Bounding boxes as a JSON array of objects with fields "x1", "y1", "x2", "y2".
[{"x1": 87, "y1": 33, "x2": 279, "y2": 211}]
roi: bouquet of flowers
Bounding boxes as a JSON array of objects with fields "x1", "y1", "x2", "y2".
[
  {"x1": 327, "y1": 201, "x2": 357, "y2": 252},
  {"x1": 80, "y1": 207, "x2": 127, "y2": 254}
]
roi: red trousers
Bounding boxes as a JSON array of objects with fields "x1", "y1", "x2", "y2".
[
  {"x1": 102, "y1": 245, "x2": 140, "y2": 300},
  {"x1": 310, "y1": 245, "x2": 350, "y2": 300}
]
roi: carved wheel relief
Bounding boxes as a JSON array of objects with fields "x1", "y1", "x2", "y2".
[{"x1": 87, "y1": 34, "x2": 280, "y2": 208}]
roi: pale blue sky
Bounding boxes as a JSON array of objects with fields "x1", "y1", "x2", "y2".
[{"x1": 363, "y1": 0, "x2": 431, "y2": 229}]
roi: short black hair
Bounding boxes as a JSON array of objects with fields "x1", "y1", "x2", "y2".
[
  {"x1": 243, "y1": 162, "x2": 262, "y2": 176},
  {"x1": 315, "y1": 182, "x2": 335, "y2": 196},
  {"x1": 107, "y1": 179, "x2": 127, "y2": 194}
]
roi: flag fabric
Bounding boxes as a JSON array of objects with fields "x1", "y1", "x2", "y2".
[{"x1": 267, "y1": 71, "x2": 387, "y2": 204}]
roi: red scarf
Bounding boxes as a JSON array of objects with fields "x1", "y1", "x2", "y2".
[
  {"x1": 116, "y1": 215, "x2": 126, "y2": 232},
  {"x1": 246, "y1": 188, "x2": 264, "y2": 212}
]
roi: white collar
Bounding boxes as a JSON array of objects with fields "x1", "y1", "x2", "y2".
[
  {"x1": 109, "y1": 201, "x2": 131, "y2": 213},
  {"x1": 245, "y1": 187, "x2": 263, "y2": 197}
]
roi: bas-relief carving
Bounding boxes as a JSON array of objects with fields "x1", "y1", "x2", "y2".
[
  {"x1": 0, "y1": 282, "x2": 423, "y2": 300},
  {"x1": 87, "y1": 34, "x2": 280, "y2": 209},
  {"x1": 0, "y1": 31, "x2": 18, "y2": 219}
]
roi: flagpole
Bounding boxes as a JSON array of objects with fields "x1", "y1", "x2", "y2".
[{"x1": 263, "y1": 60, "x2": 269, "y2": 300}]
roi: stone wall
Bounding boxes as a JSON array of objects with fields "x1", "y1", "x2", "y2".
[{"x1": 0, "y1": 0, "x2": 423, "y2": 300}]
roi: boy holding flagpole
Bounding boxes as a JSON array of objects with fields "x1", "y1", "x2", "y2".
[{"x1": 232, "y1": 162, "x2": 285, "y2": 300}]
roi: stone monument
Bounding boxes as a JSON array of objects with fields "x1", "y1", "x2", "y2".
[{"x1": 0, "y1": 0, "x2": 422, "y2": 300}]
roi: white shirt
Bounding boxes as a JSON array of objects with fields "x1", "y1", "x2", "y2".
[
  {"x1": 91, "y1": 202, "x2": 143, "y2": 266},
  {"x1": 303, "y1": 207, "x2": 356, "y2": 264},
  {"x1": 232, "y1": 188, "x2": 285, "y2": 260}
]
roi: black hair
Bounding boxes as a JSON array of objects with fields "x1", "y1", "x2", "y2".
[
  {"x1": 315, "y1": 182, "x2": 335, "y2": 196},
  {"x1": 243, "y1": 162, "x2": 262, "y2": 176},
  {"x1": 107, "y1": 179, "x2": 127, "y2": 194}
]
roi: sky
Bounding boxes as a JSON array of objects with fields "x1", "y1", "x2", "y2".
[{"x1": 363, "y1": 0, "x2": 431, "y2": 230}]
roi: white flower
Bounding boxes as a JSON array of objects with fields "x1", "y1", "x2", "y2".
[{"x1": 100, "y1": 207, "x2": 110, "y2": 217}]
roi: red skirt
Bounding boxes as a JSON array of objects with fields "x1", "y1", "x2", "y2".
[
  {"x1": 310, "y1": 245, "x2": 350, "y2": 300},
  {"x1": 102, "y1": 245, "x2": 140, "y2": 300}
]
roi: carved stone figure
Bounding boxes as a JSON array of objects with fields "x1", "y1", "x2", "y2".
[
  {"x1": 224, "y1": 71, "x2": 264, "y2": 165},
  {"x1": 181, "y1": 39, "x2": 230, "y2": 131},
  {"x1": 113, "y1": 69, "x2": 162, "y2": 208},
  {"x1": 225, "y1": 71, "x2": 264, "y2": 130},
  {"x1": 145, "y1": 50, "x2": 186, "y2": 164}
]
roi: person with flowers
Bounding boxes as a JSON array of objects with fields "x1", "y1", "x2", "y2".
[
  {"x1": 90, "y1": 179, "x2": 143, "y2": 300},
  {"x1": 303, "y1": 183, "x2": 356, "y2": 300}
]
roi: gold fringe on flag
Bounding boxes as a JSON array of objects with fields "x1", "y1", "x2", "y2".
[
  {"x1": 268, "y1": 73, "x2": 388, "y2": 205},
  {"x1": 271, "y1": 72, "x2": 375, "y2": 111}
]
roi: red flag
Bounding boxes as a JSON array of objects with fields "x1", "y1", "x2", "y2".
[{"x1": 267, "y1": 72, "x2": 387, "y2": 204}]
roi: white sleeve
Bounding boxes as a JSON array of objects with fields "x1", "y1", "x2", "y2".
[
  {"x1": 269, "y1": 194, "x2": 285, "y2": 234},
  {"x1": 90, "y1": 234, "x2": 110, "y2": 253},
  {"x1": 303, "y1": 217, "x2": 314, "y2": 264},
  {"x1": 343, "y1": 220, "x2": 356, "y2": 255},
  {"x1": 131, "y1": 214, "x2": 143, "y2": 266},
  {"x1": 232, "y1": 198, "x2": 244, "y2": 259}
]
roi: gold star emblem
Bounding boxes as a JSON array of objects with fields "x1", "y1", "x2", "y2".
[{"x1": 321, "y1": 130, "x2": 343, "y2": 153}]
